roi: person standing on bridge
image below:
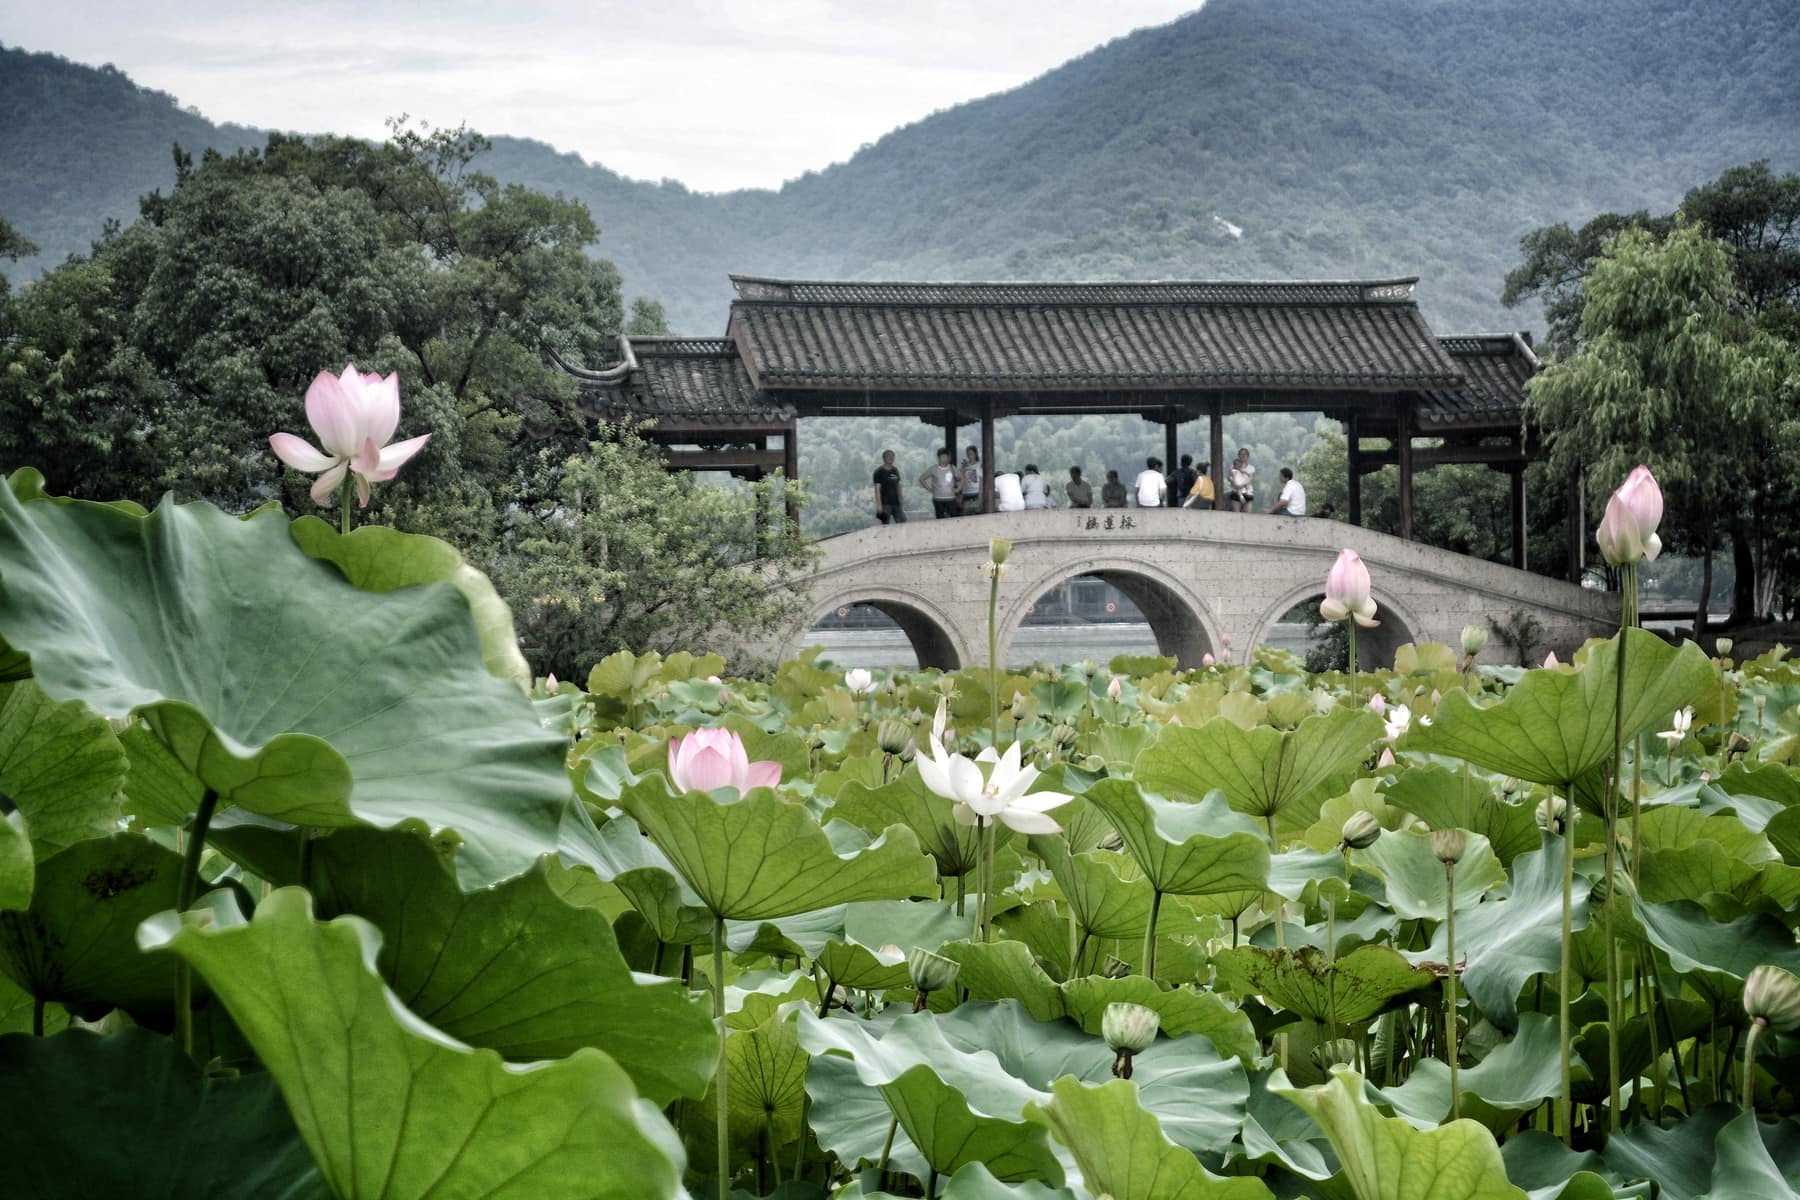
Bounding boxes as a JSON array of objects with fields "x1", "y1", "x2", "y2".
[
  {"x1": 873, "y1": 450, "x2": 907, "y2": 524},
  {"x1": 1169, "y1": 454, "x2": 1198, "y2": 508},
  {"x1": 1066, "y1": 467, "x2": 1094, "y2": 508},
  {"x1": 960, "y1": 447, "x2": 983, "y2": 514},
  {"x1": 920, "y1": 448, "x2": 961, "y2": 518},
  {"x1": 1134, "y1": 458, "x2": 1167, "y2": 508},
  {"x1": 1270, "y1": 466, "x2": 1307, "y2": 517}
]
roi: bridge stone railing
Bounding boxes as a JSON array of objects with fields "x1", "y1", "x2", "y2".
[{"x1": 753, "y1": 509, "x2": 1617, "y2": 670}]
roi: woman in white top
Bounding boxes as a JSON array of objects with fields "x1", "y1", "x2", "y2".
[
  {"x1": 994, "y1": 470, "x2": 1025, "y2": 512},
  {"x1": 1020, "y1": 465, "x2": 1055, "y2": 509},
  {"x1": 961, "y1": 448, "x2": 983, "y2": 514},
  {"x1": 1227, "y1": 448, "x2": 1256, "y2": 513},
  {"x1": 1133, "y1": 457, "x2": 1167, "y2": 507}
]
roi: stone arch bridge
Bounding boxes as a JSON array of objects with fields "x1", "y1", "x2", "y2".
[{"x1": 754, "y1": 511, "x2": 1617, "y2": 670}]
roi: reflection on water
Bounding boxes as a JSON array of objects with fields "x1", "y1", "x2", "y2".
[{"x1": 800, "y1": 621, "x2": 1317, "y2": 670}]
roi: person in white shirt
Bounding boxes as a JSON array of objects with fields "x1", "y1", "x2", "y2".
[
  {"x1": 960, "y1": 447, "x2": 983, "y2": 514},
  {"x1": 1020, "y1": 464, "x2": 1055, "y2": 509},
  {"x1": 994, "y1": 469, "x2": 1025, "y2": 512},
  {"x1": 1270, "y1": 466, "x2": 1307, "y2": 516},
  {"x1": 918, "y1": 449, "x2": 961, "y2": 518},
  {"x1": 1227, "y1": 448, "x2": 1256, "y2": 513},
  {"x1": 1133, "y1": 457, "x2": 1167, "y2": 508}
]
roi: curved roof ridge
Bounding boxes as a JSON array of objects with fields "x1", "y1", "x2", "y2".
[{"x1": 728, "y1": 275, "x2": 1423, "y2": 305}]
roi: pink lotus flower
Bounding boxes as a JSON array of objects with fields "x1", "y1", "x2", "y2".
[
  {"x1": 1202, "y1": 653, "x2": 1216, "y2": 667},
  {"x1": 1319, "y1": 549, "x2": 1380, "y2": 627},
  {"x1": 1543, "y1": 651, "x2": 1560, "y2": 668},
  {"x1": 269, "y1": 365, "x2": 431, "y2": 507},
  {"x1": 1595, "y1": 466, "x2": 1664, "y2": 566},
  {"x1": 1367, "y1": 694, "x2": 1387, "y2": 715},
  {"x1": 667, "y1": 728, "x2": 782, "y2": 795}
]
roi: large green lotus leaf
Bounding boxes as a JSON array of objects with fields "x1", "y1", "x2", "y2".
[
  {"x1": 0, "y1": 812, "x2": 28, "y2": 909},
  {"x1": 1267, "y1": 846, "x2": 1349, "y2": 902},
  {"x1": 1058, "y1": 976, "x2": 1261, "y2": 1066},
  {"x1": 691, "y1": 1004, "x2": 808, "y2": 1168},
  {"x1": 289, "y1": 516, "x2": 530, "y2": 689},
  {"x1": 118, "y1": 721, "x2": 208, "y2": 827},
  {"x1": 1500, "y1": 1133, "x2": 1642, "y2": 1200},
  {"x1": 0, "y1": 962, "x2": 66, "y2": 1033},
  {"x1": 616, "y1": 775, "x2": 936, "y2": 921},
  {"x1": 796, "y1": 1008, "x2": 1065, "y2": 1185},
  {"x1": 1635, "y1": 898, "x2": 1800, "y2": 1002},
  {"x1": 0, "y1": 486, "x2": 571, "y2": 888},
  {"x1": 1084, "y1": 780, "x2": 1270, "y2": 897},
  {"x1": 1770, "y1": 804, "x2": 1800, "y2": 866},
  {"x1": 0, "y1": 678, "x2": 126, "y2": 858},
  {"x1": 140, "y1": 888, "x2": 686, "y2": 1199},
  {"x1": 1023, "y1": 1076, "x2": 1274, "y2": 1200},
  {"x1": 1090, "y1": 721, "x2": 1160, "y2": 767},
  {"x1": 0, "y1": 1027, "x2": 326, "y2": 1199},
  {"x1": 1212, "y1": 944, "x2": 1436, "y2": 1025},
  {"x1": 1355, "y1": 828, "x2": 1506, "y2": 920},
  {"x1": 1408, "y1": 630, "x2": 1713, "y2": 785},
  {"x1": 804, "y1": 1042, "x2": 931, "y2": 1181},
  {"x1": 1638, "y1": 844, "x2": 1761, "y2": 904},
  {"x1": 1382, "y1": 1014, "x2": 1581, "y2": 1130},
  {"x1": 1275, "y1": 1067, "x2": 1527, "y2": 1200},
  {"x1": 831, "y1": 769, "x2": 985, "y2": 878},
  {"x1": 1602, "y1": 1104, "x2": 1800, "y2": 1200},
  {"x1": 264, "y1": 826, "x2": 717, "y2": 1106},
  {"x1": 1382, "y1": 765, "x2": 1541, "y2": 866},
  {"x1": 557, "y1": 809, "x2": 716, "y2": 944},
  {"x1": 1640, "y1": 805, "x2": 1778, "y2": 863},
  {"x1": 943, "y1": 938, "x2": 1080, "y2": 1021},
  {"x1": 1032, "y1": 835, "x2": 1153, "y2": 940},
  {"x1": 0, "y1": 831, "x2": 192, "y2": 1019},
  {"x1": 1697, "y1": 1112, "x2": 1800, "y2": 1200},
  {"x1": 1409, "y1": 833, "x2": 1586, "y2": 1034},
  {"x1": 1136, "y1": 707, "x2": 1384, "y2": 831},
  {"x1": 818, "y1": 900, "x2": 973, "y2": 991}
]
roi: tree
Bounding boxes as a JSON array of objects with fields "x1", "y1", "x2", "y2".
[
  {"x1": 1524, "y1": 223, "x2": 1796, "y2": 632},
  {"x1": 498, "y1": 424, "x2": 815, "y2": 677}
]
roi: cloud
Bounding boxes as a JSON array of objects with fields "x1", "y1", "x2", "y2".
[{"x1": 10, "y1": 0, "x2": 1201, "y2": 191}]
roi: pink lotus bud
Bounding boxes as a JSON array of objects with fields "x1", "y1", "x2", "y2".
[
  {"x1": 544, "y1": 672, "x2": 558, "y2": 692},
  {"x1": 1319, "y1": 549, "x2": 1380, "y2": 628},
  {"x1": 1202, "y1": 653, "x2": 1216, "y2": 666},
  {"x1": 1543, "y1": 651, "x2": 1559, "y2": 668},
  {"x1": 1367, "y1": 694, "x2": 1386, "y2": 715},
  {"x1": 1377, "y1": 747, "x2": 1396, "y2": 767},
  {"x1": 1222, "y1": 634, "x2": 1232, "y2": 648},
  {"x1": 668, "y1": 728, "x2": 782, "y2": 794},
  {"x1": 1107, "y1": 676, "x2": 1122, "y2": 700},
  {"x1": 1596, "y1": 465, "x2": 1664, "y2": 565}
]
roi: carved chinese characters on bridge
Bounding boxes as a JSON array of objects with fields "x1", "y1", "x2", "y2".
[{"x1": 1075, "y1": 515, "x2": 1136, "y2": 532}]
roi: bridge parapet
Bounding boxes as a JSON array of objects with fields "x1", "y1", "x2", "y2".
[{"x1": 757, "y1": 510, "x2": 1616, "y2": 670}]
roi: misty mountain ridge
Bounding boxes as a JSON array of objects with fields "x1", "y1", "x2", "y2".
[{"x1": 4, "y1": 0, "x2": 1798, "y2": 335}]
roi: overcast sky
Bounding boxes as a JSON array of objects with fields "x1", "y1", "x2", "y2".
[{"x1": 6, "y1": 1, "x2": 1202, "y2": 192}]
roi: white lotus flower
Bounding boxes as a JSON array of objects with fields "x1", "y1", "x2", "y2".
[
  {"x1": 926, "y1": 741, "x2": 1070, "y2": 834},
  {"x1": 1656, "y1": 706, "x2": 1695, "y2": 746},
  {"x1": 1382, "y1": 704, "x2": 1428, "y2": 744},
  {"x1": 844, "y1": 668, "x2": 875, "y2": 696}
]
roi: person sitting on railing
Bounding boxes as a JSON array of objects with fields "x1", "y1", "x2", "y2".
[
  {"x1": 1021, "y1": 464, "x2": 1056, "y2": 509},
  {"x1": 994, "y1": 467, "x2": 1025, "y2": 512},
  {"x1": 1065, "y1": 467, "x2": 1094, "y2": 508}
]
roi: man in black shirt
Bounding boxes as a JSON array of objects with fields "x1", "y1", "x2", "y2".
[
  {"x1": 1169, "y1": 454, "x2": 1198, "y2": 508},
  {"x1": 872, "y1": 450, "x2": 907, "y2": 523}
]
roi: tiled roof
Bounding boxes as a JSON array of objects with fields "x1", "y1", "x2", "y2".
[
  {"x1": 575, "y1": 337, "x2": 794, "y2": 425},
  {"x1": 1416, "y1": 334, "x2": 1540, "y2": 430},
  {"x1": 725, "y1": 275, "x2": 1462, "y2": 391}
]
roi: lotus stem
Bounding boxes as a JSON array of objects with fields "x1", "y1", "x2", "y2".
[
  {"x1": 1346, "y1": 622, "x2": 1358, "y2": 706},
  {"x1": 174, "y1": 788, "x2": 220, "y2": 1058},
  {"x1": 1605, "y1": 593, "x2": 1630, "y2": 1132},
  {"x1": 32, "y1": 996, "x2": 44, "y2": 1038},
  {"x1": 1461, "y1": 762, "x2": 1471, "y2": 831},
  {"x1": 1558, "y1": 790, "x2": 1575, "y2": 1146},
  {"x1": 1265, "y1": 814, "x2": 1286, "y2": 950},
  {"x1": 1742, "y1": 1022, "x2": 1764, "y2": 1114},
  {"x1": 713, "y1": 913, "x2": 730, "y2": 1200},
  {"x1": 1444, "y1": 861, "x2": 1460, "y2": 1120},
  {"x1": 337, "y1": 470, "x2": 354, "y2": 537},
  {"x1": 987, "y1": 574, "x2": 1000, "y2": 749},
  {"x1": 1326, "y1": 893, "x2": 1340, "y2": 1043},
  {"x1": 1143, "y1": 889, "x2": 1163, "y2": 980}
]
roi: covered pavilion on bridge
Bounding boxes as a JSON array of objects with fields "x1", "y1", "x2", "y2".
[{"x1": 552, "y1": 275, "x2": 1579, "y2": 578}]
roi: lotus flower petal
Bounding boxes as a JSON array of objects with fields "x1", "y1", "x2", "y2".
[
  {"x1": 742, "y1": 759, "x2": 783, "y2": 792},
  {"x1": 269, "y1": 433, "x2": 336, "y2": 473},
  {"x1": 360, "y1": 370, "x2": 402, "y2": 447},
  {"x1": 367, "y1": 434, "x2": 432, "y2": 481},
  {"x1": 309, "y1": 461, "x2": 349, "y2": 506},
  {"x1": 681, "y1": 745, "x2": 736, "y2": 793},
  {"x1": 998, "y1": 807, "x2": 1062, "y2": 834},
  {"x1": 306, "y1": 369, "x2": 366, "y2": 458}
]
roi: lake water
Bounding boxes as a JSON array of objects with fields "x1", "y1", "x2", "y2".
[{"x1": 800, "y1": 620, "x2": 1317, "y2": 669}]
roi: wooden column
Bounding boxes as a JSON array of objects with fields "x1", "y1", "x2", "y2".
[
  {"x1": 980, "y1": 402, "x2": 996, "y2": 514},
  {"x1": 1209, "y1": 401, "x2": 1225, "y2": 510},
  {"x1": 1510, "y1": 462, "x2": 1527, "y2": 569},
  {"x1": 1565, "y1": 469, "x2": 1585, "y2": 584},
  {"x1": 1163, "y1": 412, "x2": 1178, "y2": 487},
  {"x1": 943, "y1": 412, "x2": 957, "y2": 464},
  {"x1": 1346, "y1": 412, "x2": 1363, "y2": 527},
  {"x1": 782, "y1": 422, "x2": 799, "y2": 527},
  {"x1": 1395, "y1": 403, "x2": 1414, "y2": 542}
]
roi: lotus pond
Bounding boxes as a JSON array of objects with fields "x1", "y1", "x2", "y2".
[{"x1": 1, "y1": 476, "x2": 1799, "y2": 1200}]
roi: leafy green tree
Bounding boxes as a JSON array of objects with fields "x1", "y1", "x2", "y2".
[
  {"x1": 1524, "y1": 223, "x2": 1796, "y2": 631},
  {"x1": 499, "y1": 424, "x2": 815, "y2": 677}
]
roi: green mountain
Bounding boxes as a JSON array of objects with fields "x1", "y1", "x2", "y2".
[{"x1": 4, "y1": 0, "x2": 1797, "y2": 334}]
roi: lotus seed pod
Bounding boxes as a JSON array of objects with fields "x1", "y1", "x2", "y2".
[
  {"x1": 1010, "y1": 693, "x2": 1030, "y2": 721},
  {"x1": 937, "y1": 676, "x2": 958, "y2": 698},
  {"x1": 1081, "y1": 660, "x2": 1101, "y2": 679},
  {"x1": 1500, "y1": 776, "x2": 1521, "y2": 797},
  {"x1": 1431, "y1": 827, "x2": 1467, "y2": 864},
  {"x1": 1340, "y1": 811, "x2": 1381, "y2": 850},
  {"x1": 876, "y1": 719, "x2": 911, "y2": 756},
  {"x1": 1461, "y1": 625, "x2": 1489, "y2": 656},
  {"x1": 807, "y1": 726, "x2": 828, "y2": 751},
  {"x1": 899, "y1": 738, "x2": 918, "y2": 764},
  {"x1": 1715, "y1": 637, "x2": 1734, "y2": 658},
  {"x1": 1535, "y1": 795, "x2": 1568, "y2": 834},
  {"x1": 1743, "y1": 965, "x2": 1800, "y2": 1032},
  {"x1": 1097, "y1": 830, "x2": 1125, "y2": 853},
  {"x1": 1311, "y1": 1038, "x2": 1360, "y2": 1071},
  {"x1": 1052, "y1": 723, "x2": 1079, "y2": 749},
  {"x1": 1102, "y1": 1002, "x2": 1161, "y2": 1054},
  {"x1": 988, "y1": 537, "x2": 1012, "y2": 566},
  {"x1": 908, "y1": 947, "x2": 961, "y2": 994},
  {"x1": 1101, "y1": 954, "x2": 1132, "y2": 979}
]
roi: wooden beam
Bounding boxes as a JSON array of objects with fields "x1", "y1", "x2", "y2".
[
  {"x1": 783, "y1": 428, "x2": 799, "y2": 527},
  {"x1": 1163, "y1": 413, "x2": 1178, "y2": 497},
  {"x1": 943, "y1": 412, "x2": 957, "y2": 464},
  {"x1": 981, "y1": 401, "x2": 996, "y2": 514},
  {"x1": 1396, "y1": 402, "x2": 1414, "y2": 542},
  {"x1": 1208, "y1": 401, "x2": 1225, "y2": 511},
  {"x1": 662, "y1": 448, "x2": 786, "y2": 471},
  {"x1": 1412, "y1": 443, "x2": 1528, "y2": 467},
  {"x1": 1346, "y1": 412, "x2": 1362, "y2": 526}
]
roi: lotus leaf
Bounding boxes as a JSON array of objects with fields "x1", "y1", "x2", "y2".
[
  {"x1": 1601, "y1": 1104, "x2": 1800, "y2": 1200},
  {"x1": 616, "y1": 775, "x2": 937, "y2": 921},
  {"x1": 0, "y1": 677, "x2": 126, "y2": 858},
  {"x1": 1033, "y1": 835, "x2": 1153, "y2": 941},
  {"x1": 0, "y1": 485, "x2": 572, "y2": 887},
  {"x1": 1136, "y1": 707, "x2": 1384, "y2": 832},
  {"x1": 1212, "y1": 944, "x2": 1436, "y2": 1025},
  {"x1": 1408, "y1": 629, "x2": 1713, "y2": 785},
  {"x1": 1083, "y1": 781, "x2": 1270, "y2": 896},
  {"x1": 0, "y1": 1027, "x2": 326, "y2": 1198},
  {"x1": 1382, "y1": 1014, "x2": 1583, "y2": 1129},
  {"x1": 1499, "y1": 1133, "x2": 1641, "y2": 1200},
  {"x1": 0, "y1": 812, "x2": 27, "y2": 910},
  {"x1": 141, "y1": 888, "x2": 686, "y2": 1199},
  {"x1": 1634, "y1": 898, "x2": 1800, "y2": 1001},
  {"x1": 831, "y1": 769, "x2": 985, "y2": 879},
  {"x1": 1024, "y1": 1076, "x2": 1273, "y2": 1199},
  {"x1": 1356, "y1": 828, "x2": 1507, "y2": 920},
  {"x1": 1696, "y1": 1111, "x2": 1800, "y2": 1200},
  {"x1": 1276, "y1": 1067, "x2": 1527, "y2": 1200},
  {"x1": 1382, "y1": 765, "x2": 1541, "y2": 866}
]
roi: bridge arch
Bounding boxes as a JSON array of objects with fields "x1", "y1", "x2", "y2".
[
  {"x1": 1250, "y1": 577, "x2": 1424, "y2": 669},
  {"x1": 999, "y1": 557, "x2": 1221, "y2": 669},
  {"x1": 795, "y1": 585, "x2": 969, "y2": 671}
]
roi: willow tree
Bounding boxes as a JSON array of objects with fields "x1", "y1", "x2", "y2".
[{"x1": 1525, "y1": 222, "x2": 1794, "y2": 631}]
